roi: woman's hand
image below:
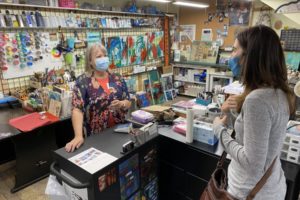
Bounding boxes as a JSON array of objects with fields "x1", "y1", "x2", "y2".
[
  {"x1": 221, "y1": 95, "x2": 238, "y2": 113},
  {"x1": 213, "y1": 115, "x2": 228, "y2": 138},
  {"x1": 65, "y1": 136, "x2": 84, "y2": 153},
  {"x1": 213, "y1": 115, "x2": 228, "y2": 127},
  {"x1": 109, "y1": 100, "x2": 130, "y2": 110}
]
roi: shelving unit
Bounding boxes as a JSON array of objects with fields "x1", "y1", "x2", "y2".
[
  {"x1": 0, "y1": 3, "x2": 166, "y2": 96},
  {"x1": 0, "y1": 2, "x2": 165, "y2": 17},
  {"x1": 172, "y1": 62, "x2": 232, "y2": 97}
]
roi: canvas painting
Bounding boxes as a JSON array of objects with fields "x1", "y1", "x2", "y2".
[
  {"x1": 107, "y1": 36, "x2": 127, "y2": 69},
  {"x1": 144, "y1": 79, "x2": 154, "y2": 105},
  {"x1": 151, "y1": 82, "x2": 165, "y2": 105},
  {"x1": 147, "y1": 31, "x2": 164, "y2": 60},
  {"x1": 128, "y1": 35, "x2": 147, "y2": 65}
]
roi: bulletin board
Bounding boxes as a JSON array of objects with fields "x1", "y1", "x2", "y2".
[
  {"x1": 178, "y1": 1, "x2": 252, "y2": 47},
  {"x1": 1, "y1": 32, "x2": 63, "y2": 79}
]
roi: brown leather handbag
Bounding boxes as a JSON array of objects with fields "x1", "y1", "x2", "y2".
[{"x1": 200, "y1": 149, "x2": 277, "y2": 200}]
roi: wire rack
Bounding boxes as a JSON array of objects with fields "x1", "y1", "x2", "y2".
[{"x1": 0, "y1": 4, "x2": 165, "y2": 95}]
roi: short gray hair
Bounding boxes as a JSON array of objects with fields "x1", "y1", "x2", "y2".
[{"x1": 85, "y1": 43, "x2": 107, "y2": 73}]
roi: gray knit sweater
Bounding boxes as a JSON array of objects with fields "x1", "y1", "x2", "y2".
[{"x1": 214, "y1": 88, "x2": 289, "y2": 200}]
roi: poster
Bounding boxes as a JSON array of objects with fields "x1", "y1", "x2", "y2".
[
  {"x1": 190, "y1": 41, "x2": 219, "y2": 63},
  {"x1": 285, "y1": 51, "x2": 300, "y2": 71},
  {"x1": 68, "y1": 148, "x2": 117, "y2": 174},
  {"x1": 229, "y1": 1, "x2": 252, "y2": 26},
  {"x1": 180, "y1": 24, "x2": 196, "y2": 41}
]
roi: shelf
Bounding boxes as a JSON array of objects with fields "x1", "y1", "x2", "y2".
[
  {"x1": 178, "y1": 93, "x2": 197, "y2": 98},
  {"x1": 174, "y1": 79, "x2": 206, "y2": 85},
  {"x1": 122, "y1": 69, "x2": 157, "y2": 77},
  {"x1": 0, "y1": 26, "x2": 153, "y2": 31},
  {"x1": 0, "y1": 2, "x2": 165, "y2": 17},
  {"x1": 173, "y1": 61, "x2": 228, "y2": 69}
]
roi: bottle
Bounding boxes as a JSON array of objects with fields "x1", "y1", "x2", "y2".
[
  {"x1": 17, "y1": 15, "x2": 24, "y2": 27},
  {"x1": 4, "y1": 10, "x2": 13, "y2": 27},
  {"x1": 11, "y1": 14, "x2": 19, "y2": 27},
  {"x1": 30, "y1": 12, "x2": 37, "y2": 27},
  {"x1": 26, "y1": 12, "x2": 33, "y2": 27},
  {"x1": 0, "y1": 11, "x2": 6, "y2": 27},
  {"x1": 35, "y1": 10, "x2": 45, "y2": 27},
  {"x1": 21, "y1": 11, "x2": 28, "y2": 27}
]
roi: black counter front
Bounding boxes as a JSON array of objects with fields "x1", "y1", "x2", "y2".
[
  {"x1": 52, "y1": 128, "x2": 159, "y2": 200},
  {"x1": 52, "y1": 126, "x2": 300, "y2": 200}
]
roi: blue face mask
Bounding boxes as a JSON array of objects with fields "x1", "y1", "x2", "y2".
[
  {"x1": 228, "y1": 56, "x2": 241, "y2": 78},
  {"x1": 95, "y1": 57, "x2": 109, "y2": 71}
]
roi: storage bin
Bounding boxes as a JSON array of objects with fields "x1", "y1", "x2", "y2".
[
  {"x1": 58, "y1": 0, "x2": 75, "y2": 8},
  {"x1": 287, "y1": 152, "x2": 300, "y2": 164},
  {"x1": 288, "y1": 145, "x2": 300, "y2": 157},
  {"x1": 285, "y1": 133, "x2": 300, "y2": 148}
]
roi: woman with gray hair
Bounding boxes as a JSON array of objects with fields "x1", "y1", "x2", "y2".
[{"x1": 65, "y1": 44, "x2": 131, "y2": 152}]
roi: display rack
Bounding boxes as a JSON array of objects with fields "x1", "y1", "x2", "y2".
[
  {"x1": 0, "y1": 3, "x2": 167, "y2": 95},
  {"x1": 172, "y1": 62, "x2": 232, "y2": 97}
]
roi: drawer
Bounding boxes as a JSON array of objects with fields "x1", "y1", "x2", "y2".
[{"x1": 185, "y1": 172, "x2": 207, "y2": 200}]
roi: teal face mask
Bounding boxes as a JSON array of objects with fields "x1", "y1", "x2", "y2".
[
  {"x1": 95, "y1": 57, "x2": 109, "y2": 71},
  {"x1": 228, "y1": 56, "x2": 241, "y2": 78}
]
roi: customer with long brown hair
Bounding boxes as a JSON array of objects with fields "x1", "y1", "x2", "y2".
[{"x1": 213, "y1": 25, "x2": 295, "y2": 199}]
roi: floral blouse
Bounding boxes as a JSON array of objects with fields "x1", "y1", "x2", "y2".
[{"x1": 72, "y1": 72, "x2": 130, "y2": 136}]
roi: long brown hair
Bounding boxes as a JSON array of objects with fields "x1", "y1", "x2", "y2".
[{"x1": 236, "y1": 25, "x2": 295, "y2": 114}]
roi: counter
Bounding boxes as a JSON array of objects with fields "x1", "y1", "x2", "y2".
[
  {"x1": 0, "y1": 107, "x2": 74, "y2": 193},
  {"x1": 51, "y1": 126, "x2": 300, "y2": 200}
]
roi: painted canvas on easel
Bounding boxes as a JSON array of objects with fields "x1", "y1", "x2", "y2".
[
  {"x1": 107, "y1": 37, "x2": 122, "y2": 69},
  {"x1": 147, "y1": 31, "x2": 164, "y2": 60},
  {"x1": 127, "y1": 35, "x2": 147, "y2": 65}
]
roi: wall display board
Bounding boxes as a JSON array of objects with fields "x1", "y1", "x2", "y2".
[{"x1": 1, "y1": 32, "x2": 63, "y2": 79}]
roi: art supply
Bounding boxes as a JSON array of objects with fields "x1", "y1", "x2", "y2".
[
  {"x1": 30, "y1": 12, "x2": 37, "y2": 27},
  {"x1": 186, "y1": 108, "x2": 194, "y2": 143},
  {"x1": 0, "y1": 12, "x2": 6, "y2": 27},
  {"x1": 4, "y1": 10, "x2": 13, "y2": 27},
  {"x1": 35, "y1": 10, "x2": 45, "y2": 27}
]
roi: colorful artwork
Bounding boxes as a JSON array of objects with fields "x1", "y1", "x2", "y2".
[
  {"x1": 147, "y1": 31, "x2": 164, "y2": 60},
  {"x1": 119, "y1": 154, "x2": 140, "y2": 200},
  {"x1": 229, "y1": 1, "x2": 252, "y2": 26},
  {"x1": 107, "y1": 36, "x2": 128, "y2": 69},
  {"x1": 128, "y1": 191, "x2": 141, "y2": 200},
  {"x1": 284, "y1": 51, "x2": 300, "y2": 71},
  {"x1": 142, "y1": 178, "x2": 158, "y2": 200},
  {"x1": 144, "y1": 79, "x2": 154, "y2": 106},
  {"x1": 151, "y1": 82, "x2": 165, "y2": 105},
  {"x1": 128, "y1": 35, "x2": 147, "y2": 65},
  {"x1": 124, "y1": 77, "x2": 137, "y2": 93}
]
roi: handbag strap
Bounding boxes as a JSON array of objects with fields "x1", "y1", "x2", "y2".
[{"x1": 246, "y1": 157, "x2": 277, "y2": 200}]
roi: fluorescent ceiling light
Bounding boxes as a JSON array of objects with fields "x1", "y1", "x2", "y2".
[
  {"x1": 143, "y1": 0, "x2": 171, "y2": 3},
  {"x1": 173, "y1": 1, "x2": 209, "y2": 8}
]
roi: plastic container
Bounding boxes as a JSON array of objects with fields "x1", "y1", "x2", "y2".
[
  {"x1": 131, "y1": 110, "x2": 154, "y2": 124},
  {"x1": 195, "y1": 98, "x2": 211, "y2": 106}
]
